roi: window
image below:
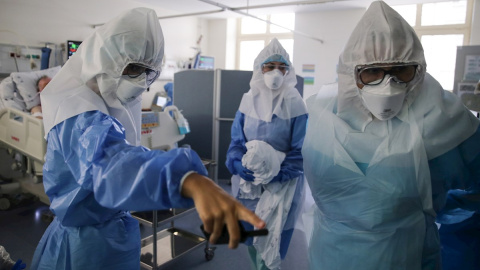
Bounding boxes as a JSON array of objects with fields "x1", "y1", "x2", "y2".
[
  {"x1": 236, "y1": 14, "x2": 295, "y2": 71},
  {"x1": 392, "y1": 0, "x2": 474, "y2": 91}
]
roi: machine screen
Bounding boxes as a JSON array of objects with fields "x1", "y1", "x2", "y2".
[
  {"x1": 197, "y1": 56, "x2": 214, "y2": 70},
  {"x1": 155, "y1": 96, "x2": 168, "y2": 107},
  {"x1": 67, "y1": 40, "x2": 82, "y2": 59}
]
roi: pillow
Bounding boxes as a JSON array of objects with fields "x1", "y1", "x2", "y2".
[
  {"x1": 0, "y1": 76, "x2": 26, "y2": 111},
  {"x1": 10, "y1": 66, "x2": 61, "y2": 110}
]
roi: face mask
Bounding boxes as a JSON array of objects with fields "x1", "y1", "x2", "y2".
[
  {"x1": 263, "y1": 69, "x2": 285, "y2": 90},
  {"x1": 117, "y1": 74, "x2": 147, "y2": 104},
  {"x1": 360, "y1": 76, "x2": 407, "y2": 120}
]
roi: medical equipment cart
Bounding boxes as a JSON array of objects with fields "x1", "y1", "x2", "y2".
[{"x1": 133, "y1": 159, "x2": 216, "y2": 270}]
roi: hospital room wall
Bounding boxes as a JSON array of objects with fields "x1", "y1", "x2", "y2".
[
  {"x1": 0, "y1": 5, "x2": 207, "y2": 74},
  {"x1": 293, "y1": 8, "x2": 366, "y2": 100}
]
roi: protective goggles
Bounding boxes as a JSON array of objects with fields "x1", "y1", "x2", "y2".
[
  {"x1": 261, "y1": 63, "x2": 290, "y2": 75},
  {"x1": 123, "y1": 63, "x2": 160, "y2": 85},
  {"x1": 355, "y1": 63, "x2": 418, "y2": 85}
]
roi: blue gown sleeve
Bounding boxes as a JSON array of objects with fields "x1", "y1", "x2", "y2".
[
  {"x1": 432, "y1": 125, "x2": 480, "y2": 224},
  {"x1": 225, "y1": 111, "x2": 247, "y2": 175},
  {"x1": 434, "y1": 126, "x2": 480, "y2": 270},
  {"x1": 270, "y1": 113, "x2": 308, "y2": 183},
  {"x1": 51, "y1": 110, "x2": 208, "y2": 211}
]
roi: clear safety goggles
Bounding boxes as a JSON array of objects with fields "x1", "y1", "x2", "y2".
[
  {"x1": 355, "y1": 63, "x2": 418, "y2": 85},
  {"x1": 261, "y1": 63, "x2": 290, "y2": 75},
  {"x1": 123, "y1": 63, "x2": 160, "y2": 85}
]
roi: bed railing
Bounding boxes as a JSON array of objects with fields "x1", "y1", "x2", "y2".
[{"x1": 0, "y1": 107, "x2": 45, "y2": 183}]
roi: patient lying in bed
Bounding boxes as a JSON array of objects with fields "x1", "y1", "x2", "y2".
[
  {"x1": 0, "y1": 66, "x2": 60, "y2": 116},
  {"x1": 30, "y1": 76, "x2": 51, "y2": 119}
]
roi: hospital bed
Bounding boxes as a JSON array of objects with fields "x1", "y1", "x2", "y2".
[
  {"x1": 0, "y1": 66, "x2": 61, "y2": 205},
  {"x1": 0, "y1": 107, "x2": 45, "y2": 181}
]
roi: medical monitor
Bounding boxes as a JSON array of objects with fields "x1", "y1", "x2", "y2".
[
  {"x1": 151, "y1": 92, "x2": 169, "y2": 111},
  {"x1": 197, "y1": 56, "x2": 214, "y2": 70},
  {"x1": 154, "y1": 95, "x2": 168, "y2": 108},
  {"x1": 67, "y1": 40, "x2": 82, "y2": 59}
]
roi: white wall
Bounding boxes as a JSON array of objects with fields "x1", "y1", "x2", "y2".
[
  {"x1": 205, "y1": 18, "x2": 238, "y2": 70},
  {"x1": 294, "y1": 9, "x2": 366, "y2": 99},
  {"x1": 159, "y1": 16, "x2": 206, "y2": 65},
  {"x1": 0, "y1": 0, "x2": 154, "y2": 46},
  {"x1": 206, "y1": 19, "x2": 227, "y2": 70}
]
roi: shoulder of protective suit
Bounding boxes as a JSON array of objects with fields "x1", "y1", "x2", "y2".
[
  {"x1": 411, "y1": 73, "x2": 445, "y2": 107},
  {"x1": 305, "y1": 83, "x2": 338, "y2": 113}
]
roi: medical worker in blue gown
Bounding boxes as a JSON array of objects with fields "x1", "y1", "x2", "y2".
[
  {"x1": 302, "y1": 1, "x2": 480, "y2": 269},
  {"x1": 30, "y1": 8, "x2": 265, "y2": 270},
  {"x1": 226, "y1": 38, "x2": 308, "y2": 270}
]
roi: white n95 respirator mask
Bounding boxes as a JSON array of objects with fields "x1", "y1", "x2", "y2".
[
  {"x1": 360, "y1": 76, "x2": 407, "y2": 121},
  {"x1": 117, "y1": 74, "x2": 148, "y2": 104},
  {"x1": 264, "y1": 69, "x2": 285, "y2": 90}
]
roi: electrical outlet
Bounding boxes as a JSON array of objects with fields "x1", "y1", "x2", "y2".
[{"x1": 9, "y1": 52, "x2": 15, "y2": 58}]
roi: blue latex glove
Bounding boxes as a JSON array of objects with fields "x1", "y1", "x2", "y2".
[
  {"x1": 12, "y1": 260, "x2": 26, "y2": 270},
  {"x1": 233, "y1": 160, "x2": 254, "y2": 182}
]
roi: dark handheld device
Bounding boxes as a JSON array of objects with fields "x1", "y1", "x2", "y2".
[{"x1": 200, "y1": 221, "x2": 268, "y2": 244}]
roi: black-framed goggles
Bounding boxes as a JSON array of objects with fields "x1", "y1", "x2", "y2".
[
  {"x1": 123, "y1": 63, "x2": 160, "y2": 85},
  {"x1": 356, "y1": 63, "x2": 418, "y2": 86}
]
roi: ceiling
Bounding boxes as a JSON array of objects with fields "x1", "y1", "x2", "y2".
[
  {"x1": 0, "y1": 0, "x2": 459, "y2": 46},
  {"x1": 113, "y1": 0, "x2": 457, "y2": 20},
  {"x1": 1, "y1": 0, "x2": 459, "y2": 29}
]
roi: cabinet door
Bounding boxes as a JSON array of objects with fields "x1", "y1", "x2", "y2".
[{"x1": 173, "y1": 70, "x2": 215, "y2": 160}]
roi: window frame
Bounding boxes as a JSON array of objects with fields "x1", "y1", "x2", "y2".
[
  {"x1": 235, "y1": 15, "x2": 294, "y2": 70},
  {"x1": 393, "y1": 0, "x2": 474, "y2": 91},
  {"x1": 408, "y1": 0, "x2": 474, "y2": 44}
]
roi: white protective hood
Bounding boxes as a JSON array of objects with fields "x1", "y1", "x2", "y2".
[
  {"x1": 41, "y1": 8, "x2": 164, "y2": 146},
  {"x1": 335, "y1": 0, "x2": 478, "y2": 159},
  {"x1": 239, "y1": 38, "x2": 307, "y2": 122}
]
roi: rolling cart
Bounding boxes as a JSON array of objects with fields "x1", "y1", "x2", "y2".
[{"x1": 133, "y1": 159, "x2": 217, "y2": 270}]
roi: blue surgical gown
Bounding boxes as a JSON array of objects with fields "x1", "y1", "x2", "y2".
[
  {"x1": 31, "y1": 110, "x2": 208, "y2": 270},
  {"x1": 430, "y1": 127, "x2": 480, "y2": 270},
  {"x1": 225, "y1": 111, "x2": 308, "y2": 259}
]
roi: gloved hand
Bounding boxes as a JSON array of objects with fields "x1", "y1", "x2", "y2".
[
  {"x1": 12, "y1": 259, "x2": 26, "y2": 270},
  {"x1": 234, "y1": 160, "x2": 254, "y2": 182}
]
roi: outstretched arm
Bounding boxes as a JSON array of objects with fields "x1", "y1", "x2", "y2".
[{"x1": 181, "y1": 173, "x2": 265, "y2": 249}]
